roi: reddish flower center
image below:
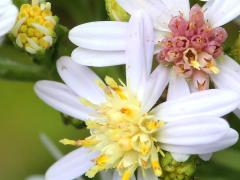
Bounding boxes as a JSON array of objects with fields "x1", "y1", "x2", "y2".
[{"x1": 157, "y1": 4, "x2": 228, "y2": 90}]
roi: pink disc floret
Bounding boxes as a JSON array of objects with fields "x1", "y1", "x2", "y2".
[{"x1": 157, "y1": 4, "x2": 228, "y2": 90}]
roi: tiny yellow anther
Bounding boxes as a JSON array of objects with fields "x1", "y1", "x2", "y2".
[
  {"x1": 191, "y1": 60, "x2": 200, "y2": 70},
  {"x1": 151, "y1": 160, "x2": 162, "y2": 176},
  {"x1": 209, "y1": 66, "x2": 220, "y2": 74},
  {"x1": 96, "y1": 155, "x2": 108, "y2": 166},
  {"x1": 59, "y1": 139, "x2": 77, "y2": 146},
  {"x1": 122, "y1": 170, "x2": 131, "y2": 180}
]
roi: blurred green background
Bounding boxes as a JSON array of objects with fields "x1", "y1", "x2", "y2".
[{"x1": 0, "y1": 0, "x2": 240, "y2": 180}]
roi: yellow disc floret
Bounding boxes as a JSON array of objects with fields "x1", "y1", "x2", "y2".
[
  {"x1": 61, "y1": 76, "x2": 165, "y2": 180},
  {"x1": 11, "y1": 0, "x2": 57, "y2": 54}
]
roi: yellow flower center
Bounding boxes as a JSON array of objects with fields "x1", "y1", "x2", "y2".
[
  {"x1": 11, "y1": 0, "x2": 57, "y2": 54},
  {"x1": 61, "y1": 76, "x2": 165, "y2": 180}
]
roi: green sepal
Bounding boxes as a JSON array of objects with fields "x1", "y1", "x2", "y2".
[{"x1": 105, "y1": 0, "x2": 130, "y2": 21}]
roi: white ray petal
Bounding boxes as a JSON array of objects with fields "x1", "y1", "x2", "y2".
[
  {"x1": 0, "y1": 0, "x2": 12, "y2": 7},
  {"x1": 152, "y1": 89, "x2": 240, "y2": 121},
  {"x1": 160, "y1": 0, "x2": 190, "y2": 19},
  {"x1": 204, "y1": 0, "x2": 240, "y2": 27},
  {"x1": 34, "y1": 81, "x2": 95, "y2": 121},
  {"x1": 0, "y1": 4, "x2": 18, "y2": 37},
  {"x1": 69, "y1": 21, "x2": 128, "y2": 51},
  {"x1": 40, "y1": 134, "x2": 63, "y2": 160},
  {"x1": 158, "y1": 117, "x2": 229, "y2": 145},
  {"x1": 211, "y1": 56, "x2": 240, "y2": 94},
  {"x1": 46, "y1": 148, "x2": 98, "y2": 180},
  {"x1": 161, "y1": 128, "x2": 239, "y2": 154},
  {"x1": 113, "y1": 171, "x2": 121, "y2": 180},
  {"x1": 221, "y1": 55, "x2": 240, "y2": 74},
  {"x1": 100, "y1": 170, "x2": 114, "y2": 180},
  {"x1": 171, "y1": 153, "x2": 190, "y2": 162},
  {"x1": 154, "y1": 30, "x2": 167, "y2": 45},
  {"x1": 199, "y1": 153, "x2": 213, "y2": 161},
  {"x1": 25, "y1": 175, "x2": 45, "y2": 180},
  {"x1": 57, "y1": 57, "x2": 106, "y2": 105},
  {"x1": 141, "y1": 65, "x2": 169, "y2": 112},
  {"x1": 115, "y1": 0, "x2": 137, "y2": 14},
  {"x1": 234, "y1": 108, "x2": 240, "y2": 120},
  {"x1": 167, "y1": 70, "x2": 190, "y2": 101},
  {"x1": 142, "y1": 12, "x2": 155, "y2": 75},
  {"x1": 117, "y1": 0, "x2": 171, "y2": 31},
  {"x1": 71, "y1": 47, "x2": 125, "y2": 67},
  {"x1": 126, "y1": 12, "x2": 148, "y2": 97}
]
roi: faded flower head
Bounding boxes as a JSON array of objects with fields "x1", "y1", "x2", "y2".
[
  {"x1": 157, "y1": 4, "x2": 227, "y2": 81},
  {"x1": 11, "y1": 0, "x2": 57, "y2": 54}
]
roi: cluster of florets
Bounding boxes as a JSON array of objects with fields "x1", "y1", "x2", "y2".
[
  {"x1": 158, "y1": 4, "x2": 228, "y2": 80},
  {"x1": 11, "y1": 1, "x2": 57, "y2": 54}
]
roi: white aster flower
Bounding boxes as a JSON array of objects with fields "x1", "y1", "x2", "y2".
[
  {"x1": 35, "y1": 13, "x2": 239, "y2": 180},
  {"x1": 0, "y1": 0, "x2": 18, "y2": 41},
  {"x1": 69, "y1": 0, "x2": 240, "y2": 116}
]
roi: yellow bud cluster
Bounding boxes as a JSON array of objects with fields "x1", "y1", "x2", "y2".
[{"x1": 11, "y1": 1, "x2": 57, "y2": 54}]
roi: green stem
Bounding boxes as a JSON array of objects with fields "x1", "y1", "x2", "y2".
[{"x1": 0, "y1": 59, "x2": 51, "y2": 82}]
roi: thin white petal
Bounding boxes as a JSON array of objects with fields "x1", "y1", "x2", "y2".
[
  {"x1": 0, "y1": 0, "x2": 12, "y2": 7},
  {"x1": 71, "y1": 47, "x2": 125, "y2": 67},
  {"x1": 115, "y1": 0, "x2": 137, "y2": 14},
  {"x1": 141, "y1": 12, "x2": 155, "y2": 75},
  {"x1": 113, "y1": 171, "x2": 121, "y2": 180},
  {"x1": 137, "y1": 168, "x2": 157, "y2": 180},
  {"x1": 141, "y1": 65, "x2": 169, "y2": 112},
  {"x1": 34, "y1": 81, "x2": 95, "y2": 120},
  {"x1": 57, "y1": 57, "x2": 106, "y2": 105},
  {"x1": 0, "y1": 4, "x2": 18, "y2": 37},
  {"x1": 211, "y1": 56, "x2": 240, "y2": 94},
  {"x1": 158, "y1": 117, "x2": 229, "y2": 146},
  {"x1": 204, "y1": 0, "x2": 240, "y2": 27},
  {"x1": 126, "y1": 12, "x2": 148, "y2": 97},
  {"x1": 152, "y1": 89, "x2": 240, "y2": 121},
  {"x1": 46, "y1": 148, "x2": 98, "y2": 180},
  {"x1": 199, "y1": 153, "x2": 213, "y2": 161},
  {"x1": 154, "y1": 30, "x2": 167, "y2": 45},
  {"x1": 171, "y1": 153, "x2": 190, "y2": 162},
  {"x1": 161, "y1": 128, "x2": 239, "y2": 154},
  {"x1": 100, "y1": 170, "x2": 114, "y2": 180},
  {"x1": 167, "y1": 70, "x2": 190, "y2": 101},
  {"x1": 40, "y1": 134, "x2": 63, "y2": 160},
  {"x1": 69, "y1": 21, "x2": 127, "y2": 51},
  {"x1": 160, "y1": 0, "x2": 190, "y2": 19},
  {"x1": 116, "y1": 0, "x2": 173, "y2": 31},
  {"x1": 25, "y1": 175, "x2": 45, "y2": 180},
  {"x1": 221, "y1": 55, "x2": 240, "y2": 74},
  {"x1": 234, "y1": 108, "x2": 240, "y2": 119}
]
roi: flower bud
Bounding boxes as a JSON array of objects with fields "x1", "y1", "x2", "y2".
[
  {"x1": 173, "y1": 36, "x2": 190, "y2": 51},
  {"x1": 161, "y1": 153, "x2": 197, "y2": 180},
  {"x1": 212, "y1": 27, "x2": 228, "y2": 44},
  {"x1": 205, "y1": 41, "x2": 223, "y2": 58},
  {"x1": 105, "y1": 0, "x2": 130, "y2": 21},
  {"x1": 168, "y1": 15, "x2": 188, "y2": 36},
  {"x1": 10, "y1": 0, "x2": 58, "y2": 54},
  {"x1": 189, "y1": 4, "x2": 204, "y2": 28},
  {"x1": 191, "y1": 35, "x2": 208, "y2": 51}
]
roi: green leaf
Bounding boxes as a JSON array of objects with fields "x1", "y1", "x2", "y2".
[{"x1": 0, "y1": 45, "x2": 51, "y2": 81}]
